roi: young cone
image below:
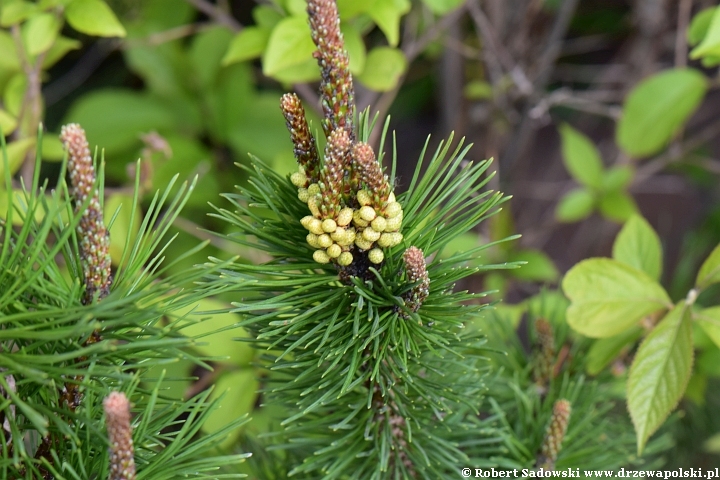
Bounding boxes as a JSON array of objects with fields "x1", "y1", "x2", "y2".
[
  {"x1": 280, "y1": 93, "x2": 320, "y2": 183},
  {"x1": 536, "y1": 399, "x2": 572, "y2": 470},
  {"x1": 103, "y1": 392, "x2": 136, "y2": 480}
]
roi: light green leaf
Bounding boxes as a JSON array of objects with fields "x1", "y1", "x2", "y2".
[
  {"x1": 421, "y1": 0, "x2": 465, "y2": 14},
  {"x1": 694, "y1": 306, "x2": 720, "y2": 349},
  {"x1": 337, "y1": 0, "x2": 377, "y2": 18},
  {"x1": 271, "y1": 58, "x2": 320, "y2": 84},
  {"x1": 222, "y1": 27, "x2": 271, "y2": 66},
  {"x1": 40, "y1": 135, "x2": 65, "y2": 161},
  {"x1": 65, "y1": 0, "x2": 126, "y2": 38},
  {"x1": 253, "y1": 5, "x2": 284, "y2": 28},
  {"x1": 22, "y1": 12, "x2": 60, "y2": 55},
  {"x1": 0, "y1": 138, "x2": 35, "y2": 179},
  {"x1": 464, "y1": 80, "x2": 493, "y2": 100},
  {"x1": 263, "y1": 16, "x2": 316, "y2": 77},
  {"x1": 558, "y1": 123, "x2": 604, "y2": 188},
  {"x1": 628, "y1": 302, "x2": 693, "y2": 454},
  {"x1": 42, "y1": 36, "x2": 81, "y2": 69},
  {"x1": 705, "y1": 432, "x2": 720, "y2": 454},
  {"x1": 0, "y1": 1, "x2": 38, "y2": 27},
  {"x1": 189, "y1": 26, "x2": 233, "y2": 88},
  {"x1": 586, "y1": 326, "x2": 643, "y2": 376},
  {"x1": 555, "y1": 188, "x2": 594, "y2": 223},
  {"x1": 0, "y1": 109, "x2": 17, "y2": 135},
  {"x1": 688, "y1": 7, "x2": 716, "y2": 46},
  {"x1": 4, "y1": 73, "x2": 27, "y2": 117},
  {"x1": 357, "y1": 47, "x2": 407, "y2": 92},
  {"x1": 341, "y1": 23, "x2": 366, "y2": 74},
  {"x1": 563, "y1": 258, "x2": 671, "y2": 338},
  {"x1": 701, "y1": 55, "x2": 720, "y2": 67},
  {"x1": 691, "y1": 6, "x2": 720, "y2": 58},
  {"x1": 203, "y1": 369, "x2": 258, "y2": 449},
  {"x1": 284, "y1": 0, "x2": 307, "y2": 16},
  {"x1": 368, "y1": 0, "x2": 410, "y2": 47},
  {"x1": 104, "y1": 193, "x2": 142, "y2": 263},
  {"x1": 612, "y1": 215, "x2": 663, "y2": 281},
  {"x1": 0, "y1": 31, "x2": 20, "y2": 71},
  {"x1": 508, "y1": 248, "x2": 559, "y2": 282},
  {"x1": 598, "y1": 189, "x2": 637, "y2": 223},
  {"x1": 696, "y1": 243, "x2": 720, "y2": 289},
  {"x1": 601, "y1": 165, "x2": 633, "y2": 191},
  {"x1": 616, "y1": 69, "x2": 707, "y2": 157}
]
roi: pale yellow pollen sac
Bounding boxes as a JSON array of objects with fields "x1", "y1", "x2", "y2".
[
  {"x1": 300, "y1": 215, "x2": 315, "y2": 229},
  {"x1": 362, "y1": 227, "x2": 381, "y2": 242},
  {"x1": 338, "y1": 251, "x2": 353, "y2": 266},
  {"x1": 342, "y1": 228, "x2": 356, "y2": 245},
  {"x1": 291, "y1": 171, "x2": 307, "y2": 187},
  {"x1": 330, "y1": 227, "x2": 346, "y2": 242},
  {"x1": 327, "y1": 243, "x2": 342, "y2": 258},
  {"x1": 317, "y1": 234, "x2": 333, "y2": 248},
  {"x1": 308, "y1": 196, "x2": 321, "y2": 217},
  {"x1": 368, "y1": 248, "x2": 384, "y2": 264},
  {"x1": 313, "y1": 250, "x2": 331, "y2": 264},
  {"x1": 353, "y1": 210, "x2": 369, "y2": 227},
  {"x1": 357, "y1": 189, "x2": 372, "y2": 206},
  {"x1": 308, "y1": 183, "x2": 321, "y2": 196},
  {"x1": 388, "y1": 192, "x2": 396, "y2": 203},
  {"x1": 385, "y1": 215, "x2": 402, "y2": 232},
  {"x1": 306, "y1": 233, "x2": 320, "y2": 248},
  {"x1": 359, "y1": 206, "x2": 376, "y2": 222},
  {"x1": 378, "y1": 233, "x2": 393, "y2": 248},
  {"x1": 355, "y1": 237, "x2": 373, "y2": 251},
  {"x1": 308, "y1": 218, "x2": 324, "y2": 235},
  {"x1": 388, "y1": 232, "x2": 404, "y2": 246},
  {"x1": 370, "y1": 216, "x2": 387, "y2": 232},
  {"x1": 298, "y1": 188, "x2": 310, "y2": 203},
  {"x1": 322, "y1": 218, "x2": 337, "y2": 233},
  {"x1": 337, "y1": 207, "x2": 353, "y2": 226},
  {"x1": 384, "y1": 202, "x2": 402, "y2": 218}
]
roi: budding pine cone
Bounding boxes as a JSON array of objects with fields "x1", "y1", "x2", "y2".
[
  {"x1": 60, "y1": 123, "x2": 112, "y2": 304},
  {"x1": 352, "y1": 143, "x2": 391, "y2": 210},
  {"x1": 281, "y1": 93, "x2": 320, "y2": 183},
  {"x1": 403, "y1": 247, "x2": 429, "y2": 315},
  {"x1": 533, "y1": 318, "x2": 556, "y2": 388},
  {"x1": 320, "y1": 129, "x2": 351, "y2": 219},
  {"x1": 307, "y1": 0, "x2": 355, "y2": 138},
  {"x1": 104, "y1": 392, "x2": 136, "y2": 480},
  {"x1": 536, "y1": 399, "x2": 572, "y2": 470}
]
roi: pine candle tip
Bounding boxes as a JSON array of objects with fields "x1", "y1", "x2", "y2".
[{"x1": 104, "y1": 391, "x2": 136, "y2": 480}]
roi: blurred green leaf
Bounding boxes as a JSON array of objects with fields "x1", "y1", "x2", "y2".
[
  {"x1": 695, "y1": 306, "x2": 720, "y2": 349},
  {"x1": 104, "y1": 193, "x2": 142, "y2": 263},
  {"x1": 688, "y1": 7, "x2": 716, "y2": 46},
  {"x1": 189, "y1": 26, "x2": 234, "y2": 89},
  {"x1": 65, "y1": 0, "x2": 126, "y2": 37},
  {"x1": 616, "y1": 69, "x2": 707, "y2": 157},
  {"x1": 64, "y1": 89, "x2": 177, "y2": 155},
  {"x1": 4, "y1": 73, "x2": 27, "y2": 117},
  {"x1": 40, "y1": 135, "x2": 64, "y2": 161},
  {"x1": 124, "y1": 42, "x2": 185, "y2": 98},
  {"x1": 203, "y1": 369, "x2": 258, "y2": 449},
  {"x1": 368, "y1": 0, "x2": 410, "y2": 47},
  {"x1": 42, "y1": 35, "x2": 81, "y2": 69},
  {"x1": 601, "y1": 165, "x2": 633, "y2": 191},
  {"x1": 691, "y1": 6, "x2": 720, "y2": 58},
  {"x1": 628, "y1": 302, "x2": 693, "y2": 455},
  {"x1": 598, "y1": 189, "x2": 637, "y2": 223},
  {"x1": 253, "y1": 5, "x2": 284, "y2": 29},
  {"x1": 696, "y1": 243, "x2": 720, "y2": 289},
  {"x1": 284, "y1": 0, "x2": 307, "y2": 16},
  {"x1": 222, "y1": 27, "x2": 271, "y2": 66},
  {"x1": 701, "y1": 55, "x2": 720, "y2": 67},
  {"x1": 439, "y1": 232, "x2": 479, "y2": 259},
  {"x1": 342, "y1": 23, "x2": 366, "y2": 74},
  {"x1": 555, "y1": 188, "x2": 594, "y2": 222},
  {"x1": 142, "y1": 359, "x2": 195, "y2": 403},
  {"x1": 0, "y1": 109, "x2": 17, "y2": 135},
  {"x1": 0, "y1": 31, "x2": 20, "y2": 72},
  {"x1": 271, "y1": 58, "x2": 320, "y2": 84},
  {"x1": 0, "y1": 1, "x2": 38, "y2": 27},
  {"x1": 612, "y1": 215, "x2": 663, "y2": 281},
  {"x1": 684, "y1": 371, "x2": 707, "y2": 405},
  {"x1": 563, "y1": 258, "x2": 671, "y2": 338},
  {"x1": 0, "y1": 137, "x2": 34, "y2": 179},
  {"x1": 22, "y1": 12, "x2": 60, "y2": 55},
  {"x1": 558, "y1": 123, "x2": 604, "y2": 188},
  {"x1": 357, "y1": 47, "x2": 407, "y2": 92},
  {"x1": 464, "y1": 80, "x2": 493, "y2": 100},
  {"x1": 508, "y1": 248, "x2": 559, "y2": 282},
  {"x1": 337, "y1": 0, "x2": 377, "y2": 18},
  {"x1": 586, "y1": 327, "x2": 643, "y2": 376},
  {"x1": 705, "y1": 432, "x2": 720, "y2": 453},
  {"x1": 421, "y1": 0, "x2": 465, "y2": 14},
  {"x1": 263, "y1": 16, "x2": 316, "y2": 77}
]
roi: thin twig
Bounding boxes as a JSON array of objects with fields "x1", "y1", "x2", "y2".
[
  {"x1": 184, "y1": 0, "x2": 241, "y2": 31},
  {"x1": 675, "y1": 0, "x2": 692, "y2": 68}
]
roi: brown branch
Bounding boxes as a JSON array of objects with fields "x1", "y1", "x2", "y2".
[{"x1": 675, "y1": 0, "x2": 692, "y2": 68}]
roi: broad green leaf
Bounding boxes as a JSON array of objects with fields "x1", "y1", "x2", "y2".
[
  {"x1": 598, "y1": 189, "x2": 637, "y2": 223},
  {"x1": 0, "y1": 31, "x2": 20, "y2": 71},
  {"x1": 616, "y1": 69, "x2": 707, "y2": 157},
  {"x1": 705, "y1": 432, "x2": 720, "y2": 454},
  {"x1": 684, "y1": 371, "x2": 706, "y2": 405},
  {"x1": 0, "y1": 138, "x2": 34, "y2": 179},
  {"x1": 342, "y1": 23, "x2": 366, "y2": 74},
  {"x1": 42, "y1": 36, "x2": 81, "y2": 69},
  {"x1": 4, "y1": 73, "x2": 27, "y2": 117},
  {"x1": 688, "y1": 7, "x2": 716, "y2": 46},
  {"x1": 696, "y1": 243, "x2": 720, "y2": 289},
  {"x1": 123, "y1": 44, "x2": 185, "y2": 98},
  {"x1": 203, "y1": 369, "x2": 258, "y2": 449},
  {"x1": 40, "y1": 136, "x2": 64, "y2": 161},
  {"x1": 691, "y1": 6, "x2": 720, "y2": 59},
  {"x1": 104, "y1": 193, "x2": 142, "y2": 263},
  {"x1": 22, "y1": 12, "x2": 60, "y2": 55},
  {"x1": 271, "y1": 58, "x2": 320, "y2": 84},
  {"x1": 284, "y1": 0, "x2": 307, "y2": 16},
  {"x1": 253, "y1": 5, "x2": 284, "y2": 28},
  {"x1": 368, "y1": 0, "x2": 410, "y2": 47},
  {"x1": 189, "y1": 26, "x2": 233, "y2": 88},
  {"x1": 508, "y1": 248, "x2": 559, "y2": 282},
  {"x1": 586, "y1": 326, "x2": 643, "y2": 376},
  {"x1": 701, "y1": 55, "x2": 720, "y2": 67},
  {"x1": 0, "y1": 1, "x2": 38, "y2": 27},
  {"x1": 628, "y1": 302, "x2": 693, "y2": 454},
  {"x1": 563, "y1": 258, "x2": 671, "y2": 338},
  {"x1": 612, "y1": 215, "x2": 662, "y2": 281},
  {"x1": 558, "y1": 124, "x2": 604, "y2": 188},
  {"x1": 421, "y1": 0, "x2": 465, "y2": 14},
  {"x1": 439, "y1": 232, "x2": 479, "y2": 259},
  {"x1": 337, "y1": 0, "x2": 377, "y2": 18},
  {"x1": 179, "y1": 298, "x2": 253, "y2": 366},
  {"x1": 0, "y1": 109, "x2": 17, "y2": 135},
  {"x1": 65, "y1": 0, "x2": 126, "y2": 38},
  {"x1": 222, "y1": 27, "x2": 271, "y2": 66},
  {"x1": 601, "y1": 165, "x2": 633, "y2": 191},
  {"x1": 555, "y1": 188, "x2": 594, "y2": 222},
  {"x1": 694, "y1": 306, "x2": 720, "y2": 349},
  {"x1": 142, "y1": 359, "x2": 195, "y2": 404},
  {"x1": 464, "y1": 80, "x2": 493, "y2": 100},
  {"x1": 357, "y1": 47, "x2": 407, "y2": 92},
  {"x1": 262, "y1": 16, "x2": 316, "y2": 76},
  {"x1": 697, "y1": 347, "x2": 720, "y2": 377}
]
